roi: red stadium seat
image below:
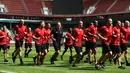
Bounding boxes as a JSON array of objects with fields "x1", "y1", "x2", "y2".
[
  {"x1": 93, "y1": 0, "x2": 115, "y2": 14},
  {"x1": 1, "y1": 0, "x2": 26, "y2": 14},
  {"x1": 83, "y1": 0, "x2": 98, "y2": 9},
  {"x1": 24, "y1": 0, "x2": 43, "y2": 15},
  {"x1": 109, "y1": 0, "x2": 130, "y2": 12}
]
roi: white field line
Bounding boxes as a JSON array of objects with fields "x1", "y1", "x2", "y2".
[{"x1": 0, "y1": 70, "x2": 15, "y2": 73}]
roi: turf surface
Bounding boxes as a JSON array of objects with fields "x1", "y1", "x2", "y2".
[{"x1": 0, "y1": 46, "x2": 130, "y2": 73}]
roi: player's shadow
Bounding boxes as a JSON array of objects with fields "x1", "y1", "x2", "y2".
[
  {"x1": 9, "y1": 63, "x2": 35, "y2": 66},
  {"x1": 45, "y1": 61, "x2": 71, "y2": 68},
  {"x1": 69, "y1": 67, "x2": 96, "y2": 70}
]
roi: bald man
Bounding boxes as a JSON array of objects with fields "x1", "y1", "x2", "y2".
[{"x1": 12, "y1": 19, "x2": 27, "y2": 65}]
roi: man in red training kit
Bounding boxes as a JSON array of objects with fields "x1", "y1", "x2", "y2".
[
  {"x1": 33, "y1": 21, "x2": 45, "y2": 65},
  {"x1": 85, "y1": 21, "x2": 98, "y2": 64},
  {"x1": 12, "y1": 19, "x2": 27, "y2": 65},
  {"x1": 24, "y1": 27, "x2": 33, "y2": 58},
  {"x1": 0, "y1": 26, "x2": 8, "y2": 62},
  {"x1": 110, "y1": 21, "x2": 125, "y2": 69},
  {"x1": 72, "y1": 21, "x2": 84, "y2": 67},
  {"x1": 42, "y1": 23, "x2": 51, "y2": 61},
  {"x1": 95, "y1": 18, "x2": 113, "y2": 70},
  {"x1": 61, "y1": 28, "x2": 74, "y2": 64},
  {"x1": 120, "y1": 21, "x2": 130, "y2": 66}
]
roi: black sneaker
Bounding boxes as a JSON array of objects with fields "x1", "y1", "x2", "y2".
[
  {"x1": 54, "y1": 58, "x2": 58, "y2": 61},
  {"x1": 12, "y1": 52, "x2": 14, "y2": 57},
  {"x1": 33, "y1": 57, "x2": 36, "y2": 65},
  {"x1": 24, "y1": 53, "x2": 27, "y2": 58},
  {"x1": 109, "y1": 59, "x2": 112, "y2": 64},
  {"x1": 69, "y1": 56, "x2": 73, "y2": 64},
  {"x1": 50, "y1": 57, "x2": 54, "y2": 64},
  {"x1": 118, "y1": 66, "x2": 125, "y2": 69},
  {"x1": 126, "y1": 63, "x2": 130, "y2": 66},
  {"x1": 61, "y1": 55, "x2": 63, "y2": 60},
  {"x1": 20, "y1": 59, "x2": 24, "y2": 65},
  {"x1": 113, "y1": 58, "x2": 117, "y2": 65},
  {"x1": 26, "y1": 53, "x2": 29, "y2": 58},
  {"x1": 4, "y1": 59, "x2": 8, "y2": 63},
  {"x1": 72, "y1": 64, "x2": 76, "y2": 67},
  {"x1": 121, "y1": 61, "x2": 125, "y2": 65},
  {"x1": 40, "y1": 58, "x2": 43, "y2": 65},
  {"x1": 12, "y1": 56, "x2": 16, "y2": 64}
]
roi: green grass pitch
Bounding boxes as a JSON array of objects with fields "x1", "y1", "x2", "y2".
[{"x1": 0, "y1": 46, "x2": 130, "y2": 73}]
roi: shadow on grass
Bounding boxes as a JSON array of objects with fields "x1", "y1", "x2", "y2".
[
  {"x1": 0, "y1": 62, "x2": 11, "y2": 64},
  {"x1": 45, "y1": 61, "x2": 71, "y2": 68},
  {"x1": 9, "y1": 63, "x2": 35, "y2": 66},
  {"x1": 69, "y1": 67, "x2": 97, "y2": 70}
]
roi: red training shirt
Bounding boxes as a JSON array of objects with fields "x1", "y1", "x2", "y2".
[
  {"x1": 25, "y1": 32, "x2": 32, "y2": 44},
  {"x1": 65, "y1": 32, "x2": 73, "y2": 46},
  {"x1": 87, "y1": 24, "x2": 97, "y2": 43},
  {"x1": 44, "y1": 29, "x2": 51, "y2": 44},
  {"x1": 73, "y1": 28, "x2": 84, "y2": 47},
  {"x1": 33, "y1": 28, "x2": 43, "y2": 45},
  {"x1": 120, "y1": 27, "x2": 130, "y2": 44},
  {"x1": 14, "y1": 25, "x2": 26, "y2": 41},
  {"x1": 0, "y1": 30, "x2": 6, "y2": 45},
  {"x1": 111, "y1": 27, "x2": 120, "y2": 46},
  {"x1": 99, "y1": 26, "x2": 112, "y2": 45}
]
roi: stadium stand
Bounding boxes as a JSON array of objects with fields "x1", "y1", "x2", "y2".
[
  {"x1": 93, "y1": 0, "x2": 115, "y2": 14},
  {"x1": 108, "y1": 0, "x2": 130, "y2": 13},
  {"x1": 44, "y1": 0, "x2": 52, "y2": 12},
  {"x1": 1, "y1": 0, "x2": 26, "y2": 14},
  {"x1": 83, "y1": 0, "x2": 98, "y2": 10},
  {"x1": 24, "y1": 0, "x2": 43, "y2": 15}
]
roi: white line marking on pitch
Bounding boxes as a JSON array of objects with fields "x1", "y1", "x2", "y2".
[{"x1": 0, "y1": 70, "x2": 15, "y2": 73}]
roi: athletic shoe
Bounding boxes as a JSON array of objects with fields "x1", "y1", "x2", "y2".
[
  {"x1": 12, "y1": 52, "x2": 14, "y2": 57},
  {"x1": 72, "y1": 64, "x2": 76, "y2": 67},
  {"x1": 69, "y1": 56, "x2": 73, "y2": 64},
  {"x1": 95, "y1": 64, "x2": 100, "y2": 70},
  {"x1": 26, "y1": 53, "x2": 29, "y2": 58},
  {"x1": 50, "y1": 57, "x2": 54, "y2": 64},
  {"x1": 4, "y1": 59, "x2": 8, "y2": 62},
  {"x1": 61, "y1": 55, "x2": 63, "y2": 60},
  {"x1": 109, "y1": 59, "x2": 112, "y2": 64},
  {"x1": 24, "y1": 53, "x2": 27, "y2": 58},
  {"x1": 121, "y1": 61, "x2": 125, "y2": 64},
  {"x1": 126, "y1": 63, "x2": 130, "y2": 66},
  {"x1": 20, "y1": 59, "x2": 24, "y2": 65},
  {"x1": 118, "y1": 66, "x2": 125, "y2": 69},
  {"x1": 40, "y1": 58, "x2": 44, "y2": 65},
  {"x1": 113, "y1": 58, "x2": 117, "y2": 65},
  {"x1": 12, "y1": 56, "x2": 16, "y2": 64},
  {"x1": 33, "y1": 57, "x2": 36, "y2": 65}
]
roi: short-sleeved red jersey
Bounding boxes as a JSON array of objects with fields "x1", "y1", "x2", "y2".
[
  {"x1": 25, "y1": 32, "x2": 32, "y2": 44},
  {"x1": 14, "y1": 25, "x2": 26, "y2": 40},
  {"x1": 120, "y1": 27, "x2": 130, "y2": 44},
  {"x1": 65, "y1": 32, "x2": 73, "y2": 46},
  {"x1": 99, "y1": 26, "x2": 112, "y2": 45},
  {"x1": 33, "y1": 28, "x2": 43, "y2": 45},
  {"x1": 111, "y1": 27, "x2": 120, "y2": 46},
  {"x1": 87, "y1": 24, "x2": 97, "y2": 43},
  {"x1": 0, "y1": 30, "x2": 6, "y2": 45},
  {"x1": 44, "y1": 29, "x2": 51, "y2": 44},
  {"x1": 73, "y1": 28, "x2": 84, "y2": 47}
]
